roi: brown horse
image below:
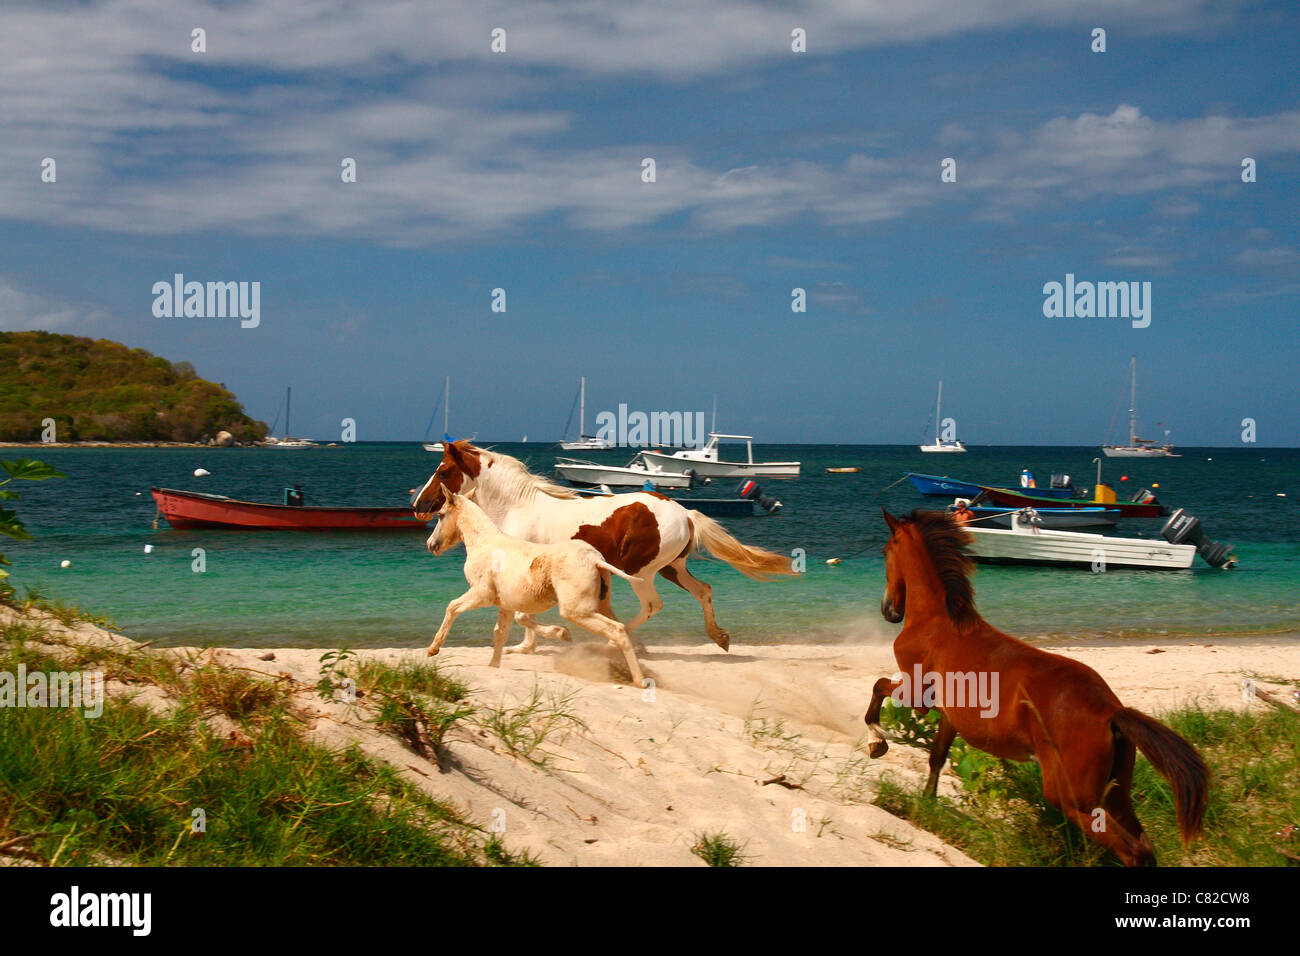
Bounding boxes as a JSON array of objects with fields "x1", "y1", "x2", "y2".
[{"x1": 864, "y1": 508, "x2": 1207, "y2": 866}]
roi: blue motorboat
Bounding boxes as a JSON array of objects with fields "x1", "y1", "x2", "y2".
[{"x1": 906, "y1": 470, "x2": 1085, "y2": 499}]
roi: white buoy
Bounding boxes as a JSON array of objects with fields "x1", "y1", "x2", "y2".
[
  {"x1": 60, "y1": 559, "x2": 71, "y2": 569},
  {"x1": 144, "y1": 544, "x2": 155, "y2": 554},
  {"x1": 194, "y1": 468, "x2": 210, "y2": 477},
  {"x1": 826, "y1": 558, "x2": 842, "y2": 566}
]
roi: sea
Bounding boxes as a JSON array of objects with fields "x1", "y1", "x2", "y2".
[{"x1": 5, "y1": 443, "x2": 1298, "y2": 650}]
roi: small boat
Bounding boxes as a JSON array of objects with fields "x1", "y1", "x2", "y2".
[
  {"x1": 554, "y1": 454, "x2": 696, "y2": 490},
  {"x1": 151, "y1": 488, "x2": 428, "y2": 530},
  {"x1": 638, "y1": 433, "x2": 800, "y2": 479},
  {"x1": 1102, "y1": 357, "x2": 1179, "y2": 458},
  {"x1": 966, "y1": 517, "x2": 1195, "y2": 569},
  {"x1": 919, "y1": 382, "x2": 966, "y2": 453},
  {"x1": 422, "y1": 377, "x2": 475, "y2": 452},
  {"x1": 574, "y1": 479, "x2": 782, "y2": 517},
  {"x1": 827, "y1": 467, "x2": 860, "y2": 474},
  {"x1": 558, "y1": 377, "x2": 614, "y2": 451},
  {"x1": 267, "y1": 387, "x2": 317, "y2": 448},
  {"x1": 954, "y1": 504, "x2": 1121, "y2": 530},
  {"x1": 977, "y1": 484, "x2": 1165, "y2": 518},
  {"x1": 906, "y1": 472, "x2": 1082, "y2": 499}
]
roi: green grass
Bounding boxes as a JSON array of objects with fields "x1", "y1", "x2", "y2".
[
  {"x1": 479, "y1": 682, "x2": 587, "y2": 768},
  {"x1": 691, "y1": 831, "x2": 750, "y2": 867},
  {"x1": 0, "y1": 623, "x2": 533, "y2": 866},
  {"x1": 873, "y1": 698, "x2": 1300, "y2": 867}
]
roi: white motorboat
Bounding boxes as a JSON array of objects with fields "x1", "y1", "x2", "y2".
[
  {"x1": 920, "y1": 381, "x2": 966, "y2": 453},
  {"x1": 558, "y1": 377, "x2": 614, "y2": 451},
  {"x1": 267, "y1": 387, "x2": 317, "y2": 448},
  {"x1": 1102, "y1": 356, "x2": 1179, "y2": 458},
  {"x1": 966, "y1": 511, "x2": 1195, "y2": 569},
  {"x1": 554, "y1": 454, "x2": 696, "y2": 490},
  {"x1": 637, "y1": 433, "x2": 800, "y2": 479}
]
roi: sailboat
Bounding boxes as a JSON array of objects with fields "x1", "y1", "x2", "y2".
[
  {"x1": 267, "y1": 387, "x2": 316, "y2": 448},
  {"x1": 422, "y1": 377, "x2": 452, "y2": 453},
  {"x1": 919, "y1": 381, "x2": 966, "y2": 453},
  {"x1": 559, "y1": 377, "x2": 614, "y2": 451},
  {"x1": 1102, "y1": 357, "x2": 1179, "y2": 458}
]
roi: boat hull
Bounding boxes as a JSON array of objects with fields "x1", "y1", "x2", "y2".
[
  {"x1": 979, "y1": 486, "x2": 1164, "y2": 518},
  {"x1": 574, "y1": 489, "x2": 756, "y2": 517},
  {"x1": 967, "y1": 527, "x2": 1194, "y2": 569},
  {"x1": 152, "y1": 488, "x2": 428, "y2": 530},
  {"x1": 1102, "y1": 446, "x2": 1180, "y2": 458},
  {"x1": 553, "y1": 463, "x2": 693, "y2": 490},
  {"x1": 906, "y1": 473, "x2": 1079, "y2": 499},
  {"x1": 637, "y1": 450, "x2": 800, "y2": 479},
  {"x1": 970, "y1": 507, "x2": 1120, "y2": 530}
]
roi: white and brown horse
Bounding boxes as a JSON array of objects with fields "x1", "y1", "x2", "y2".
[{"x1": 412, "y1": 441, "x2": 794, "y2": 652}]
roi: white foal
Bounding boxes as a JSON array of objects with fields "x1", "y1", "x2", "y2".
[{"x1": 425, "y1": 493, "x2": 647, "y2": 687}]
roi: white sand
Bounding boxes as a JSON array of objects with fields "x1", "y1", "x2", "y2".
[{"x1": 6, "y1": 605, "x2": 1297, "y2": 866}]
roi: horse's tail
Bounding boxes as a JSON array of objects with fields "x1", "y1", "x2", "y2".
[
  {"x1": 594, "y1": 559, "x2": 641, "y2": 584},
  {"x1": 1111, "y1": 707, "x2": 1209, "y2": 842},
  {"x1": 688, "y1": 511, "x2": 796, "y2": 581}
]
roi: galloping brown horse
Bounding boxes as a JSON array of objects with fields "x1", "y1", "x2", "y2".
[{"x1": 864, "y1": 508, "x2": 1207, "y2": 866}]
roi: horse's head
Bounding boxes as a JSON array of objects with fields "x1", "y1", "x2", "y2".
[
  {"x1": 880, "y1": 507, "x2": 907, "y2": 623},
  {"x1": 426, "y1": 492, "x2": 467, "y2": 555},
  {"x1": 412, "y1": 440, "x2": 484, "y2": 518},
  {"x1": 879, "y1": 507, "x2": 978, "y2": 628}
]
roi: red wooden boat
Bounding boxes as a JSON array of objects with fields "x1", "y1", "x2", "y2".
[
  {"x1": 977, "y1": 485, "x2": 1167, "y2": 518},
  {"x1": 151, "y1": 488, "x2": 428, "y2": 530}
]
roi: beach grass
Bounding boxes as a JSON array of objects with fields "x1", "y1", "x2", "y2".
[
  {"x1": 873, "y1": 698, "x2": 1300, "y2": 867},
  {"x1": 690, "y1": 831, "x2": 750, "y2": 867},
  {"x1": 0, "y1": 613, "x2": 533, "y2": 866}
]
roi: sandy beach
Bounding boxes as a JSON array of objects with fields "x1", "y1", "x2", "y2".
[{"x1": 87, "y1": 617, "x2": 1300, "y2": 867}]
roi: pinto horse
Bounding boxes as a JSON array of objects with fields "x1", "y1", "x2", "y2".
[
  {"x1": 864, "y1": 508, "x2": 1207, "y2": 866},
  {"x1": 412, "y1": 441, "x2": 794, "y2": 653}
]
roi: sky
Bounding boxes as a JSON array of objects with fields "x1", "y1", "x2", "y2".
[{"x1": 1, "y1": 0, "x2": 1297, "y2": 446}]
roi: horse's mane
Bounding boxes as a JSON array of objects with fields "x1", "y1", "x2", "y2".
[
  {"x1": 479, "y1": 447, "x2": 579, "y2": 501},
  {"x1": 906, "y1": 510, "x2": 979, "y2": 627}
]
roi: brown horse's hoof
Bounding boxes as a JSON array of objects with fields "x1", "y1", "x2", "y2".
[
  {"x1": 711, "y1": 629, "x2": 730, "y2": 651},
  {"x1": 868, "y1": 739, "x2": 889, "y2": 759}
]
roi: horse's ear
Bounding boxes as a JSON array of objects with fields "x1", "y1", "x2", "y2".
[
  {"x1": 881, "y1": 506, "x2": 901, "y2": 533},
  {"x1": 443, "y1": 441, "x2": 466, "y2": 469}
]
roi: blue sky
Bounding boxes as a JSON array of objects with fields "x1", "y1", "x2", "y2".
[{"x1": 1, "y1": 0, "x2": 1297, "y2": 445}]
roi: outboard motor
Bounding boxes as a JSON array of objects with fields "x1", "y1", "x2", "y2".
[
  {"x1": 683, "y1": 468, "x2": 699, "y2": 490},
  {"x1": 284, "y1": 485, "x2": 304, "y2": 507},
  {"x1": 1050, "y1": 473, "x2": 1073, "y2": 491},
  {"x1": 1161, "y1": 508, "x2": 1236, "y2": 569},
  {"x1": 736, "y1": 480, "x2": 781, "y2": 515},
  {"x1": 1131, "y1": 487, "x2": 1159, "y2": 505}
]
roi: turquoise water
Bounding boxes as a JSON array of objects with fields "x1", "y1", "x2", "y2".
[{"x1": 5, "y1": 444, "x2": 1298, "y2": 648}]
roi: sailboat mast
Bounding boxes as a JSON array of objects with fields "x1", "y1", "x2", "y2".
[
  {"x1": 1128, "y1": 356, "x2": 1137, "y2": 445},
  {"x1": 935, "y1": 382, "x2": 943, "y2": 443},
  {"x1": 285, "y1": 387, "x2": 291, "y2": 439},
  {"x1": 711, "y1": 395, "x2": 717, "y2": 434},
  {"x1": 579, "y1": 377, "x2": 585, "y2": 438},
  {"x1": 444, "y1": 377, "x2": 450, "y2": 436}
]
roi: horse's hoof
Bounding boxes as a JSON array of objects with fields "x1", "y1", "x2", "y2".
[
  {"x1": 426, "y1": 647, "x2": 439, "y2": 658},
  {"x1": 711, "y1": 630, "x2": 730, "y2": 651},
  {"x1": 505, "y1": 643, "x2": 537, "y2": 655},
  {"x1": 868, "y1": 739, "x2": 889, "y2": 759},
  {"x1": 554, "y1": 627, "x2": 572, "y2": 643}
]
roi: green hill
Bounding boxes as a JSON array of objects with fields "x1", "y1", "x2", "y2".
[{"x1": 0, "y1": 331, "x2": 268, "y2": 443}]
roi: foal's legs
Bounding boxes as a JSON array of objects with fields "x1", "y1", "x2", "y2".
[
  {"x1": 924, "y1": 713, "x2": 958, "y2": 797},
  {"x1": 863, "y1": 677, "x2": 902, "y2": 758},
  {"x1": 562, "y1": 609, "x2": 646, "y2": 688},
  {"x1": 488, "y1": 608, "x2": 514, "y2": 668},
  {"x1": 427, "y1": 590, "x2": 491, "y2": 656},
  {"x1": 506, "y1": 612, "x2": 570, "y2": 655},
  {"x1": 660, "y1": 559, "x2": 729, "y2": 650}
]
